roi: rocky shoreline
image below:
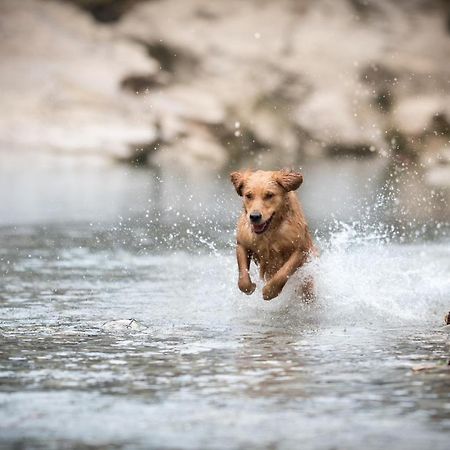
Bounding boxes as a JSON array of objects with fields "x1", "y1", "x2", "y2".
[{"x1": 0, "y1": 0, "x2": 449, "y2": 181}]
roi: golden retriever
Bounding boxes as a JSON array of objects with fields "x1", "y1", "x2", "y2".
[{"x1": 230, "y1": 169, "x2": 315, "y2": 301}]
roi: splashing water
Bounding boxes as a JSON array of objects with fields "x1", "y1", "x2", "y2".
[
  {"x1": 223, "y1": 172, "x2": 450, "y2": 326},
  {"x1": 311, "y1": 224, "x2": 449, "y2": 325},
  {"x1": 224, "y1": 220, "x2": 450, "y2": 329},
  {"x1": 1, "y1": 161, "x2": 449, "y2": 450}
]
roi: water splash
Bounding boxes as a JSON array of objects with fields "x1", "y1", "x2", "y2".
[{"x1": 262, "y1": 221, "x2": 450, "y2": 327}]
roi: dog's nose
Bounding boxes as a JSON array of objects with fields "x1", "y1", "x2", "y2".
[{"x1": 249, "y1": 212, "x2": 262, "y2": 223}]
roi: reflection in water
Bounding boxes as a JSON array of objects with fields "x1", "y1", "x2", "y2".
[
  {"x1": 0, "y1": 154, "x2": 449, "y2": 233},
  {"x1": 0, "y1": 156, "x2": 449, "y2": 449}
]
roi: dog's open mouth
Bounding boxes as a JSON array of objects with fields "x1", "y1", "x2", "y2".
[{"x1": 251, "y1": 215, "x2": 273, "y2": 234}]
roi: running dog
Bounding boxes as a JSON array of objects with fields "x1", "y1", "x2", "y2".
[{"x1": 230, "y1": 169, "x2": 315, "y2": 301}]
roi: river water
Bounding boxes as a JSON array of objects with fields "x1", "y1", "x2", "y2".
[{"x1": 0, "y1": 157, "x2": 449, "y2": 449}]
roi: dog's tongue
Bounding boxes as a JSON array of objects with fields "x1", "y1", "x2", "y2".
[{"x1": 253, "y1": 223, "x2": 265, "y2": 233}]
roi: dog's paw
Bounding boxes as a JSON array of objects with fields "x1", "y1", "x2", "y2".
[
  {"x1": 262, "y1": 282, "x2": 281, "y2": 301},
  {"x1": 238, "y1": 280, "x2": 256, "y2": 295}
]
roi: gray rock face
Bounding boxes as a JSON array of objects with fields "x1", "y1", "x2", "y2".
[
  {"x1": 0, "y1": 0, "x2": 158, "y2": 161},
  {"x1": 116, "y1": 0, "x2": 450, "y2": 169},
  {"x1": 0, "y1": 0, "x2": 449, "y2": 172}
]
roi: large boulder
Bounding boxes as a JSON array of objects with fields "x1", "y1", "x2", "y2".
[
  {"x1": 116, "y1": 0, "x2": 450, "y2": 165},
  {"x1": 0, "y1": 0, "x2": 158, "y2": 161},
  {"x1": 393, "y1": 96, "x2": 450, "y2": 137},
  {"x1": 1, "y1": 0, "x2": 449, "y2": 171}
]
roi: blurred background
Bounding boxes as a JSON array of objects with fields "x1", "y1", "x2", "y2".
[{"x1": 0, "y1": 0, "x2": 449, "y2": 228}]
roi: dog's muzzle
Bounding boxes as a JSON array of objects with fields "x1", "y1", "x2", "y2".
[
  {"x1": 251, "y1": 214, "x2": 273, "y2": 234},
  {"x1": 249, "y1": 212, "x2": 262, "y2": 223}
]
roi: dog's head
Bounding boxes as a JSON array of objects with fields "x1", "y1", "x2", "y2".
[{"x1": 230, "y1": 169, "x2": 303, "y2": 235}]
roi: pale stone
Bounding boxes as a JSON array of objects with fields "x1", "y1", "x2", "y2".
[{"x1": 0, "y1": 0, "x2": 159, "y2": 160}]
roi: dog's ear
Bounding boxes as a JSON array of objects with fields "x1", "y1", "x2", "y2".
[
  {"x1": 275, "y1": 169, "x2": 303, "y2": 192},
  {"x1": 230, "y1": 171, "x2": 246, "y2": 196}
]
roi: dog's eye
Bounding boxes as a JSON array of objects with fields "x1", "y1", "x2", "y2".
[
  {"x1": 245, "y1": 193, "x2": 253, "y2": 200},
  {"x1": 264, "y1": 192, "x2": 274, "y2": 200}
]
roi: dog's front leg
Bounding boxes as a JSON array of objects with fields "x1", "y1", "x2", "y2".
[
  {"x1": 262, "y1": 250, "x2": 307, "y2": 301},
  {"x1": 236, "y1": 244, "x2": 256, "y2": 295}
]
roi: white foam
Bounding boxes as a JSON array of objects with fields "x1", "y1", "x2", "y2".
[{"x1": 230, "y1": 222, "x2": 450, "y2": 327}]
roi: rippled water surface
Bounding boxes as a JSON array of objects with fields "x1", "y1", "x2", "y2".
[{"x1": 0, "y1": 160, "x2": 449, "y2": 449}]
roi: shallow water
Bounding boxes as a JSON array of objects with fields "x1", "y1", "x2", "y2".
[{"x1": 0, "y1": 159, "x2": 449, "y2": 449}]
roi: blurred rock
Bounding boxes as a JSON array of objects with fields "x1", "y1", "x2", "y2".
[
  {"x1": 151, "y1": 123, "x2": 228, "y2": 172},
  {"x1": 102, "y1": 318, "x2": 148, "y2": 331},
  {"x1": 425, "y1": 163, "x2": 450, "y2": 188},
  {"x1": 67, "y1": 0, "x2": 143, "y2": 23},
  {"x1": 393, "y1": 97, "x2": 449, "y2": 136},
  {"x1": 0, "y1": 0, "x2": 449, "y2": 170},
  {"x1": 0, "y1": 0, "x2": 158, "y2": 161},
  {"x1": 116, "y1": 0, "x2": 450, "y2": 167},
  {"x1": 410, "y1": 363, "x2": 450, "y2": 373}
]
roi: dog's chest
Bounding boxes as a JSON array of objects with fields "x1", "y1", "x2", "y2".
[
  {"x1": 250, "y1": 235, "x2": 294, "y2": 279},
  {"x1": 253, "y1": 240, "x2": 291, "y2": 260}
]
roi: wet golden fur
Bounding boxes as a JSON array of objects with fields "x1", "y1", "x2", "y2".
[{"x1": 230, "y1": 169, "x2": 315, "y2": 301}]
